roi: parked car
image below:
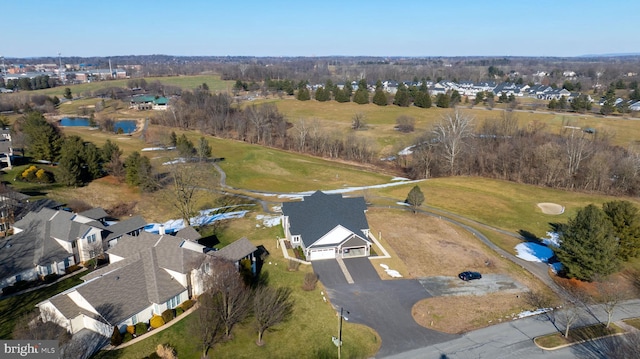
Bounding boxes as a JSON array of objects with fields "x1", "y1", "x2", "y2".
[{"x1": 458, "y1": 271, "x2": 482, "y2": 281}]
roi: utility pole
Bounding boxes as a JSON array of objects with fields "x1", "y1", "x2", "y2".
[{"x1": 332, "y1": 307, "x2": 349, "y2": 359}]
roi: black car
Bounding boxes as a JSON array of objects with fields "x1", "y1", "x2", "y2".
[{"x1": 458, "y1": 271, "x2": 482, "y2": 281}]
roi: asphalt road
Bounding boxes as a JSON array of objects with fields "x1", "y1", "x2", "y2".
[
  {"x1": 313, "y1": 258, "x2": 459, "y2": 357},
  {"x1": 383, "y1": 299, "x2": 640, "y2": 359}
]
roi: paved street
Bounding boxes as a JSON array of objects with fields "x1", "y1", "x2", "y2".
[{"x1": 383, "y1": 299, "x2": 640, "y2": 359}]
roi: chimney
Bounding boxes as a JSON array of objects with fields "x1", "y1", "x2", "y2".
[{"x1": 158, "y1": 224, "x2": 166, "y2": 235}]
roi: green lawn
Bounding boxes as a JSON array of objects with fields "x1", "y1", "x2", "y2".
[
  {"x1": 534, "y1": 323, "x2": 624, "y2": 349},
  {"x1": 0, "y1": 272, "x2": 85, "y2": 339}
]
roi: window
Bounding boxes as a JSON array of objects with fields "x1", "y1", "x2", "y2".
[
  {"x1": 292, "y1": 236, "x2": 300, "y2": 243},
  {"x1": 166, "y1": 294, "x2": 181, "y2": 309},
  {"x1": 87, "y1": 234, "x2": 97, "y2": 244},
  {"x1": 204, "y1": 262, "x2": 210, "y2": 274},
  {"x1": 132, "y1": 314, "x2": 138, "y2": 325}
]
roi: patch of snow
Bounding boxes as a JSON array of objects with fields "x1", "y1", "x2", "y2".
[
  {"x1": 549, "y1": 262, "x2": 563, "y2": 274},
  {"x1": 398, "y1": 145, "x2": 415, "y2": 156},
  {"x1": 255, "y1": 214, "x2": 281, "y2": 227},
  {"x1": 391, "y1": 177, "x2": 410, "y2": 181},
  {"x1": 396, "y1": 201, "x2": 409, "y2": 206},
  {"x1": 142, "y1": 146, "x2": 176, "y2": 151},
  {"x1": 516, "y1": 308, "x2": 553, "y2": 319},
  {"x1": 379, "y1": 264, "x2": 389, "y2": 270},
  {"x1": 145, "y1": 206, "x2": 250, "y2": 234},
  {"x1": 386, "y1": 270, "x2": 403, "y2": 278},
  {"x1": 162, "y1": 158, "x2": 186, "y2": 165},
  {"x1": 514, "y1": 242, "x2": 554, "y2": 263},
  {"x1": 271, "y1": 205, "x2": 282, "y2": 212},
  {"x1": 541, "y1": 232, "x2": 560, "y2": 247},
  {"x1": 276, "y1": 179, "x2": 423, "y2": 199}
]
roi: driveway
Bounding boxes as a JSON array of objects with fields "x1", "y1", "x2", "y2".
[
  {"x1": 313, "y1": 258, "x2": 459, "y2": 357},
  {"x1": 418, "y1": 274, "x2": 528, "y2": 297}
]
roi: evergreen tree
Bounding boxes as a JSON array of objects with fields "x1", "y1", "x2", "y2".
[
  {"x1": 372, "y1": 81, "x2": 388, "y2": 106},
  {"x1": 297, "y1": 86, "x2": 311, "y2": 101},
  {"x1": 554, "y1": 204, "x2": 620, "y2": 281},
  {"x1": 83, "y1": 142, "x2": 102, "y2": 180},
  {"x1": 58, "y1": 136, "x2": 85, "y2": 187},
  {"x1": 176, "y1": 134, "x2": 196, "y2": 158},
  {"x1": 334, "y1": 88, "x2": 350, "y2": 103},
  {"x1": 125, "y1": 151, "x2": 156, "y2": 191},
  {"x1": 558, "y1": 95, "x2": 568, "y2": 110},
  {"x1": 17, "y1": 112, "x2": 62, "y2": 162},
  {"x1": 393, "y1": 83, "x2": 410, "y2": 107},
  {"x1": 64, "y1": 88, "x2": 72, "y2": 100},
  {"x1": 603, "y1": 200, "x2": 640, "y2": 260},
  {"x1": 601, "y1": 87, "x2": 616, "y2": 115},
  {"x1": 169, "y1": 131, "x2": 178, "y2": 147},
  {"x1": 315, "y1": 86, "x2": 330, "y2": 102},
  {"x1": 414, "y1": 82, "x2": 432, "y2": 108},
  {"x1": 435, "y1": 93, "x2": 450, "y2": 108},
  {"x1": 450, "y1": 90, "x2": 462, "y2": 106},
  {"x1": 197, "y1": 137, "x2": 212, "y2": 162},
  {"x1": 344, "y1": 81, "x2": 353, "y2": 98},
  {"x1": 405, "y1": 185, "x2": 425, "y2": 214},
  {"x1": 353, "y1": 79, "x2": 369, "y2": 104}
]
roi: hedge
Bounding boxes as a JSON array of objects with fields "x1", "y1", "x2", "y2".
[{"x1": 161, "y1": 309, "x2": 175, "y2": 323}]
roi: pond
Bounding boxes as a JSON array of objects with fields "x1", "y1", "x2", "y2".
[
  {"x1": 59, "y1": 118, "x2": 137, "y2": 134},
  {"x1": 114, "y1": 120, "x2": 137, "y2": 134},
  {"x1": 59, "y1": 117, "x2": 93, "y2": 127}
]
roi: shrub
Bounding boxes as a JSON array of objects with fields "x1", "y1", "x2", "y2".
[
  {"x1": 110, "y1": 327, "x2": 123, "y2": 346},
  {"x1": 122, "y1": 332, "x2": 133, "y2": 343},
  {"x1": 126, "y1": 325, "x2": 135, "y2": 335},
  {"x1": 135, "y1": 322, "x2": 148, "y2": 336},
  {"x1": 180, "y1": 299, "x2": 194, "y2": 311},
  {"x1": 175, "y1": 307, "x2": 184, "y2": 316},
  {"x1": 156, "y1": 344, "x2": 177, "y2": 359},
  {"x1": 65, "y1": 264, "x2": 81, "y2": 274},
  {"x1": 150, "y1": 315, "x2": 165, "y2": 329},
  {"x1": 302, "y1": 272, "x2": 319, "y2": 291},
  {"x1": 42, "y1": 274, "x2": 59, "y2": 283},
  {"x1": 161, "y1": 309, "x2": 175, "y2": 323}
]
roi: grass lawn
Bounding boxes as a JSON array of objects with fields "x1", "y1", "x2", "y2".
[
  {"x1": 534, "y1": 323, "x2": 624, "y2": 349},
  {"x1": 92, "y1": 230, "x2": 380, "y2": 359},
  {"x1": 0, "y1": 272, "x2": 86, "y2": 339},
  {"x1": 623, "y1": 318, "x2": 640, "y2": 329},
  {"x1": 373, "y1": 176, "x2": 638, "y2": 238}
]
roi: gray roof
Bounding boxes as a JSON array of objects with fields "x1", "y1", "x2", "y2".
[
  {"x1": 104, "y1": 216, "x2": 147, "y2": 242},
  {"x1": 213, "y1": 237, "x2": 257, "y2": 262},
  {"x1": 0, "y1": 210, "x2": 71, "y2": 280},
  {"x1": 78, "y1": 208, "x2": 108, "y2": 221},
  {"x1": 281, "y1": 191, "x2": 369, "y2": 247},
  {"x1": 49, "y1": 294, "x2": 101, "y2": 321},
  {"x1": 175, "y1": 226, "x2": 201, "y2": 241}
]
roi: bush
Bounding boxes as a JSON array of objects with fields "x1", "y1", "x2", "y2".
[
  {"x1": 149, "y1": 315, "x2": 165, "y2": 329},
  {"x1": 110, "y1": 327, "x2": 123, "y2": 346},
  {"x1": 180, "y1": 299, "x2": 194, "y2": 311},
  {"x1": 161, "y1": 309, "x2": 175, "y2": 323},
  {"x1": 135, "y1": 322, "x2": 148, "y2": 336},
  {"x1": 175, "y1": 307, "x2": 184, "y2": 316},
  {"x1": 42, "y1": 274, "x2": 59, "y2": 283},
  {"x1": 65, "y1": 264, "x2": 82, "y2": 274},
  {"x1": 302, "y1": 272, "x2": 319, "y2": 291},
  {"x1": 288, "y1": 259, "x2": 301, "y2": 271},
  {"x1": 122, "y1": 332, "x2": 133, "y2": 343},
  {"x1": 126, "y1": 325, "x2": 135, "y2": 335}
]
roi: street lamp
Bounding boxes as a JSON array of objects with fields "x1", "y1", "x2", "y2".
[{"x1": 331, "y1": 307, "x2": 349, "y2": 359}]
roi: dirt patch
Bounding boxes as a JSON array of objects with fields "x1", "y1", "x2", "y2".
[
  {"x1": 412, "y1": 293, "x2": 531, "y2": 334},
  {"x1": 367, "y1": 208, "x2": 504, "y2": 277},
  {"x1": 537, "y1": 202, "x2": 564, "y2": 215}
]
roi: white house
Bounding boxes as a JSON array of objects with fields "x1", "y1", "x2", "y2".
[{"x1": 281, "y1": 191, "x2": 372, "y2": 261}]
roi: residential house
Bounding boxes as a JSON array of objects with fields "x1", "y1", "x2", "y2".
[
  {"x1": 281, "y1": 191, "x2": 372, "y2": 261},
  {"x1": 629, "y1": 101, "x2": 640, "y2": 111},
  {"x1": 36, "y1": 232, "x2": 259, "y2": 337},
  {"x1": 0, "y1": 128, "x2": 13, "y2": 169},
  {"x1": 0, "y1": 208, "x2": 146, "y2": 290},
  {"x1": 36, "y1": 231, "x2": 209, "y2": 336}
]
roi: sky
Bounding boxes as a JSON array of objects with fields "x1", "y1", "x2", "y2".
[{"x1": 3, "y1": 0, "x2": 638, "y2": 58}]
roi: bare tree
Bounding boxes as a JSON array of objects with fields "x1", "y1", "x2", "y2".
[
  {"x1": 204, "y1": 258, "x2": 251, "y2": 339},
  {"x1": 432, "y1": 110, "x2": 474, "y2": 175},
  {"x1": 562, "y1": 121, "x2": 594, "y2": 188},
  {"x1": 13, "y1": 308, "x2": 71, "y2": 342},
  {"x1": 253, "y1": 286, "x2": 294, "y2": 346},
  {"x1": 351, "y1": 112, "x2": 367, "y2": 130},
  {"x1": 165, "y1": 162, "x2": 214, "y2": 227},
  {"x1": 594, "y1": 278, "x2": 631, "y2": 328},
  {"x1": 292, "y1": 119, "x2": 310, "y2": 151},
  {"x1": 191, "y1": 291, "x2": 225, "y2": 359}
]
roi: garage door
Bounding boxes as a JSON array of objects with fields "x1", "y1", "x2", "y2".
[{"x1": 308, "y1": 248, "x2": 336, "y2": 260}]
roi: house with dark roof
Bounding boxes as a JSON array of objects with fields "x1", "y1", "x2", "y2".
[
  {"x1": 36, "y1": 231, "x2": 210, "y2": 336},
  {"x1": 0, "y1": 208, "x2": 146, "y2": 290},
  {"x1": 281, "y1": 191, "x2": 372, "y2": 261},
  {"x1": 34, "y1": 223, "x2": 262, "y2": 338}
]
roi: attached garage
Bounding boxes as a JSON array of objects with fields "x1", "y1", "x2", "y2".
[{"x1": 307, "y1": 248, "x2": 336, "y2": 261}]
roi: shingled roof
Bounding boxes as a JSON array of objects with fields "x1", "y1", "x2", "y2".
[
  {"x1": 281, "y1": 191, "x2": 369, "y2": 247},
  {"x1": 213, "y1": 237, "x2": 257, "y2": 262}
]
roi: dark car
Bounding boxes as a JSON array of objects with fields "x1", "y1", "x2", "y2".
[{"x1": 458, "y1": 271, "x2": 482, "y2": 281}]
